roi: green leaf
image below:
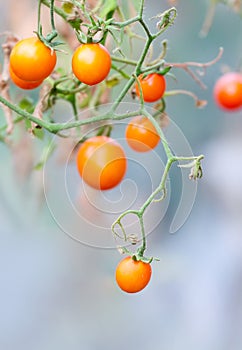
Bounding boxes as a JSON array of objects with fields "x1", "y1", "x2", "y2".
[
  {"x1": 34, "y1": 140, "x2": 56, "y2": 170},
  {"x1": 106, "y1": 77, "x2": 120, "y2": 88},
  {"x1": 24, "y1": 119, "x2": 32, "y2": 130},
  {"x1": 132, "y1": 0, "x2": 140, "y2": 12},
  {"x1": 0, "y1": 133, "x2": 5, "y2": 143},
  {"x1": 33, "y1": 127, "x2": 44, "y2": 140},
  {"x1": 55, "y1": 67, "x2": 66, "y2": 76},
  {"x1": 99, "y1": 0, "x2": 117, "y2": 18},
  {"x1": 18, "y1": 97, "x2": 34, "y2": 113},
  {"x1": 69, "y1": 18, "x2": 82, "y2": 31},
  {"x1": 34, "y1": 162, "x2": 45, "y2": 171}
]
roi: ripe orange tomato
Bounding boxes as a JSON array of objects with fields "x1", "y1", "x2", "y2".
[
  {"x1": 72, "y1": 43, "x2": 111, "y2": 85},
  {"x1": 76, "y1": 136, "x2": 126, "y2": 190},
  {"x1": 135, "y1": 73, "x2": 166, "y2": 102},
  {"x1": 115, "y1": 256, "x2": 152, "y2": 293},
  {"x1": 125, "y1": 116, "x2": 160, "y2": 152},
  {"x1": 9, "y1": 65, "x2": 43, "y2": 90},
  {"x1": 213, "y1": 72, "x2": 242, "y2": 110},
  {"x1": 9, "y1": 37, "x2": 57, "y2": 81}
]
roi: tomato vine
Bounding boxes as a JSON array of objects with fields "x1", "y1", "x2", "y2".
[{"x1": 0, "y1": 0, "x2": 226, "y2": 292}]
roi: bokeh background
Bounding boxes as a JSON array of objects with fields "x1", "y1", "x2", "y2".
[{"x1": 1, "y1": 1, "x2": 242, "y2": 349}]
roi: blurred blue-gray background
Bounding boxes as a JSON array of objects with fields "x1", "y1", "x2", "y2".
[{"x1": 1, "y1": 1, "x2": 242, "y2": 349}]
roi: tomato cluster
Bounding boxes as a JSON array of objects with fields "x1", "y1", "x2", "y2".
[
  {"x1": 9, "y1": 36, "x2": 167, "y2": 295},
  {"x1": 76, "y1": 117, "x2": 160, "y2": 191},
  {"x1": 9, "y1": 37, "x2": 112, "y2": 90},
  {"x1": 9, "y1": 37, "x2": 56, "y2": 89}
]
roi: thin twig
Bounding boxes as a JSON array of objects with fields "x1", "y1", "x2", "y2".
[
  {"x1": 165, "y1": 47, "x2": 223, "y2": 89},
  {"x1": 31, "y1": 83, "x2": 52, "y2": 132},
  {"x1": 165, "y1": 89, "x2": 208, "y2": 108},
  {"x1": 0, "y1": 33, "x2": 18, "y2": 134}
]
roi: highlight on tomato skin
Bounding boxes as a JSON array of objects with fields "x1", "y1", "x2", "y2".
[
  {"x1": 213, "y1": 72, "x2": 242, "y2": 111},
  {"x1": 135, "y1": 73, "x2": 166, "y2": 103},
  {"x1": 125, "y1": 116, "x2": 160, "y2": 152},
  {"x1": 9, "y1": 37, "x2": 57, "y2": 82},
  {"x1": 76, "y1": 135, "x2": 127, "y2": 190},
  {"x1": 72, "y1": 43, "x2": 111, "y2": 86},
  {"x1": 9, "y1": 65, "x2": 43, "y2": 90},
  {"x1": 115, "y1": 256, "x2": 152, "y2": 293}
]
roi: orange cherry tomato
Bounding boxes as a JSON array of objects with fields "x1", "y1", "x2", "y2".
[
  {"x1": 9, "y1": 65, "x2": 43, "y2": 90},
  {"x1": 76, "y1": 136, "x2": 127, "y2": 190},
  {"x1": 115, "y1": 256, "x2": 152, "y2": 293},
  {"x1": 10, "y1": 37, "x2": 57, "y2": 81},
  {"x1": 72, "y1": 43, "x2": 111, "y2": 85},
  {"x1": 125, "y1": 116, "x2": 160, "y2": 152},
  {"x1": 213, "y1": 72, "x2": 242, "y2": 111},
  {"x1": 135, "y1": 73, "x2": 166, "y2": 103}
]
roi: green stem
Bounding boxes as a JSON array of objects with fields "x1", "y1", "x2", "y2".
[
  {"x1": 140, "y1": 157, "x2": 174, "y2": 214},
  {"x1": 37, "y1": 0, "x2": 58, "y2": 43},
  {"x1": 111, "y1": 16, "x2": 140, "y2": 28},
  {"x1": 140, "y1": 60, "x2": 165, "y2": 74},
  {"x1": 135, "y1": 32, "x2": 152, "y2": 74},
  {"x1": 89, "y1": 84, "x2": 102, "y2": 109},
  {"x1": 174, "y1": 155, "x2": 205, "y2": 162},
  {"x1": 142, "y1": 110, "x2": 173, "y2": 160},
  {"x1": 133, "y1": 74, "x2": 144, "y2": 109},
  {"x1": 111, "y1": 64, "x2": 130, "y2": 79},
  {"x1": 111, "y1": 56, "x2": 137, "y2": 66},
  {"x1": 50, "y1": 0, "x2": 56, "y2": 32},
  {"x1": 41, "y1": 0, "x2": 72, "y2": 26},
  {"x1": 37, "y1": 0, "x2": 42, "y2": 35},
  {"x1": 0, "y1": 95, "x2": 52, "y2": 131},
  {"x1": 0, "y1": 94, "x2": 143, "y2": 133},
  {"x1": 137, "y1": 214, "x2": 146, "y2": 257},
  {"x1": 110, "y1": 76, "x2": 136, "y2": 113},
  {"x1": 139, "y1": 18, "x2": 152, "y2": 39},
  {"x1": 139, "y1": 0, "x2": 145, "y2": 17},
  {"x1": 70, "y1": 94, "x2": 82, "y2": 138}
]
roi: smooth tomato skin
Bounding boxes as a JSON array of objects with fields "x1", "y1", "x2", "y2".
[
  {"x1": 214, "y1": 72, "x2": 242, "y2": 110},
  {"x1": 72, "y1": 43, "x2": 111, "y2": 85},
  {"x1": 116, "y1": 257, "x2": 152, "y2": 293},
  {"x1": 76, "y1": 136, "x2": 127, "y2": 190},
  {"x1": 126, "y1": 116, "x2": 160, "y2": 152},
  {"x1": 10, "y1": 37, "x2": 57, "y2": 81},
  {"x1": 9, "y1": 65, "x2": 43, "y2": 90},
  {"x1": 135, "y1": 73, "x2": 166, "y2": 103}
]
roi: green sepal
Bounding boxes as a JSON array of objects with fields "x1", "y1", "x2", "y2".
[
  {"x1": 158, "y1": 66, "x2": 172, "y2": 75},
  {"x1": 75, "y1": 30, "x2": 88, "y2": 44}
]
